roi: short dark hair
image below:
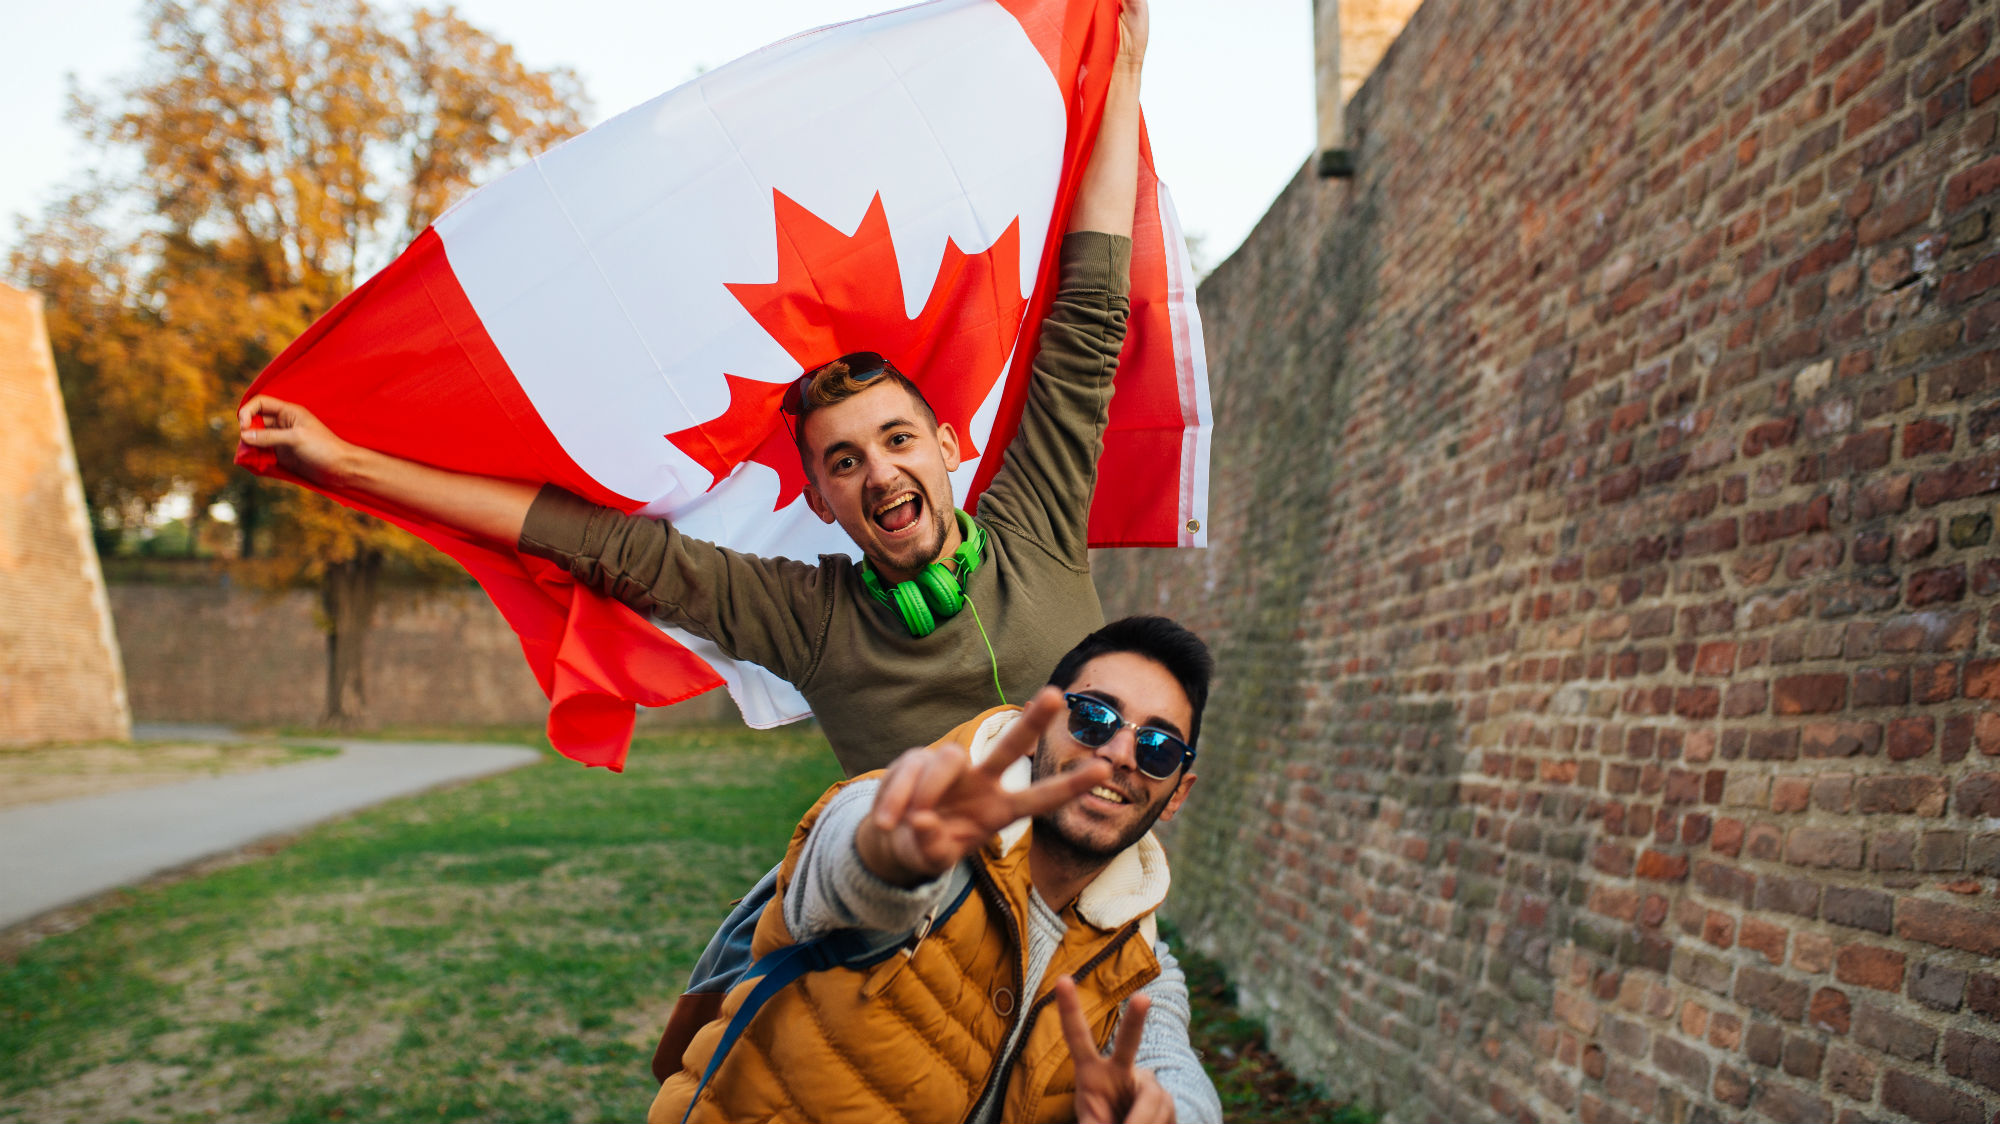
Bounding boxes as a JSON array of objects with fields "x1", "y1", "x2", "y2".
[
  {"x1": 1047, "y1": 616, "x2": 1214, "y2": 753},
  {"x1": 789, "y1": 355, "x2": 938, "y2": 469}
]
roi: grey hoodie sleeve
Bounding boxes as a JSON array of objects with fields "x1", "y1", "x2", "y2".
[
  {"x1": 783, "y1": 778, "x2": 957, "y2": 941},
  {"x1": 1130, "y1": 940, "x2": 1224, "y2": 1124}
]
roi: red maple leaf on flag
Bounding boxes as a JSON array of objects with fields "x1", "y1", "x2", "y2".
[{"x1": 667, "y1": 190, "x2": 1027, "y2": 510}]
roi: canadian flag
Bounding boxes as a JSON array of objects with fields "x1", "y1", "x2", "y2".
[{"x1": 238, "y1": 0, "x2": 1211, "y2": 768}]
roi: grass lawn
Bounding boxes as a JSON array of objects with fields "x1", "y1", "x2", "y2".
[
  {"x1": 1, "y1": 725, "x2": 1365, "y2": 1123},
  {"x1": 0, "y1": 726, "x2": 840, "y2": 1123}
]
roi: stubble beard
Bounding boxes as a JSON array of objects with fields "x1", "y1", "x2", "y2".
[
  {"x1": 869, "y1": 481, "x2": 952, "y2": 576},
  {"x1": 1029, "y1": 742, "x2": 1172, "y2": 868}
]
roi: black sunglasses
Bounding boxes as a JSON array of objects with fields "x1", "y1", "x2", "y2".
[
  {"x1": 780, "y1": 351, "x2": 899, "y2": 418},
  {"x1": 1062, "y1": 693, "x2": 1194, "y2": 781}
]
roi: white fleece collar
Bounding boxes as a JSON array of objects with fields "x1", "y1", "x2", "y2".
[{"x1": 964, "y1": 708, "x2": 1171, "y2": 937}]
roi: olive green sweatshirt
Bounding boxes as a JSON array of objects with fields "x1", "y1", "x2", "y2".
[{"x1": 517, "y1": 232, "x2": 1131, "y2": 775}]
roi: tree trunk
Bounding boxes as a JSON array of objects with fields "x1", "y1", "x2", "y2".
[
  {"x1": 235, "y1": 483, "x2": 261, "y2": 559},
  {"x1": 321, "y1": 552, "x2": 383, "y2": 728}
]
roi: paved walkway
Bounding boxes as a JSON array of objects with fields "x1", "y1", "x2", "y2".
[{"x1": 0, "y1": 739, "x2": 542, "y2": 930}]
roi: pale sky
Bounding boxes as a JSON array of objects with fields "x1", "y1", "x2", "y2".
[{"x1": 2, "y1": 0, "x2": 1315, "y2": 274}]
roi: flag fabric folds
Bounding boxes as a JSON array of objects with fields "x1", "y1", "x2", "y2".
[{"x1": 237, "y1": 0, "x2": 1211, "y2": 768}]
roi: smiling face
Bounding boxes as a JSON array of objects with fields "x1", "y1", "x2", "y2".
[
  {"x1": 1030, "y1": 651, "x2": 1198, "y2": 864},
  {"x1": 799, "y1": 379, "x2": 963, "y2": 584}
]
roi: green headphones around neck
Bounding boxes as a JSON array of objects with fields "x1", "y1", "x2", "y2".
[{"x1": 860, "y1": 510, "x2": 987, "y2": 638}]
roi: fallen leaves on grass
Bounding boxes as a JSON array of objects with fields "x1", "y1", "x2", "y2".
[{"x1": 1169, "y1": 921, "x2": 1380, "y2": 1124}]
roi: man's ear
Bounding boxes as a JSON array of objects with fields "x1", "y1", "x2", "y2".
[
  {"x1": 1156, "y1": 772, "x2": 1197, "y2": 823},
  {"x1": 936, "y1": 421, "x2": 962, "y2": 473},
  {"x1": 803, "y1": 481, "x2": 837, "y2": 525}
]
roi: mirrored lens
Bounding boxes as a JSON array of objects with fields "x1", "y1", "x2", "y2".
[
  {"x1": 1066, "y1": 697, "x2": 1119, "y2": 747},
  {"x1": 1131, "y1": 732, "x2": 1184, "y2": 778},
  {"x1": 1064, "y1": 694, "x2": 1189, "y2": 779}
]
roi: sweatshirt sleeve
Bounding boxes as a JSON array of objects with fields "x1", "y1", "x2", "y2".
[
  {"x1": 1129, "y1": 940, "x2": 1224, "y2": 1124},
  {"x1": 516, "y1": 484, "x2": 829, "y2": 684},
  {"x1": 781, "y1": 778, "x2": 958, "y2": 941},
  {"x1": 973, "y1": 232, "x2": 1132, "y2": 568}
]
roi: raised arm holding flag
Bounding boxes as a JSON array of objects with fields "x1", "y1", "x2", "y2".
[
  {"x1": 240, "y1": 0, "x2": 1167, "y2": 775},
  {"x1": 233, "y1": 0, "x2": 1209, "y2": 770},
  {"x1": 238, "y1": 2, "x2": 1216, "y2": 1105}
]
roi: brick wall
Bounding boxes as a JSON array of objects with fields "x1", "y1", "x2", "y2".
[
  {"x1": 109, "y1": 580, "x2": 733, "y2": 732},
  {"x1": 0, "y1": 284, "x2": 130, "y2": 746},
  {"x1": 1092, "y1": 1, "x2": 2000, "y2": 1120}
]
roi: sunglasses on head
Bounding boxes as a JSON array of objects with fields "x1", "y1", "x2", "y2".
[
  {"x1": 780, "y1": 351, "x2": 899, "y2": 418},
  {"x1": 1062, "y1": 693, "x2": 1194, "y2": 781}
]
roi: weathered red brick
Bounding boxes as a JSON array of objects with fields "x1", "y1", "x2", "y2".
[
  {"x1": 1815, "y1": 10, "x2": 1878, "y2": 75},
  {"x1": 1774, "y1": 673, "x2": 1848, "y2": 714},
  {"x1": 1635, "y1": 848, "x2": 1689, "y2": 881},
  {"x1": 1856, "y1": 1001, "x2": 1939, "y2": 1059},
  {"x1": 1883, "y1": 1070, "x2": 1982, "y2": 1124},
  {"x1": 1802, "y1": 721, "x2": 1879, "y2": 757},
  {"x1": 1910, "y1": 960, "x2": 1968, "y2": 1011},
  {"x1": 1787, "y1": 827, "x2": 1864, "y2": 869},
  {"x1": 1909, "y1": 564, "x2": 1967, "y2": 606},
  {"x1": 1855, "y1": 774, "x2": 1948, "y2": 815},
  {"x1": 1835, "y1": 944, "x2": 1906, "y2": 990},
  {"x1": 1887, "y1": 715, "x2": 1936, "y2": 759},
  {"x1": 1942, "y1": 1029, "x2": 2000, "y2": 1093},
  {"x1": 1900, "y1": 896, "x2": 2000, "y2": 955},
  {"x1": 1971, "y1": 973, "x2": 2000, "y2": 1020},
  {"x1": 1957, "y1": 772, "x2": 2000, "y2": 816},
  {"x1": 1965, "y1": 659, "x2": 2000, "y2": 698},
  {"x1": 1736, "y1": 966, "x2": 1810, "y2": 1020},
  {"x1": 1741, "y1": 917, "x2": 1789, "y2": 963},
  {"x1": 1852, "y1": 666, "x2": 1909, "y2": 706},
  {"x1": 1941, "y1": 251, "x2": 2000, "y2": 305},
  {"x1": 1824, "y1": 886, "x2": 1893, "y2": 933},
  {"x1": 1902, "y1": 417, "x2": 1955, "y2": 456},
  {"x1": 1862, "y1": 189, "x2": 1936, "y2": 241},
  {"x1": 1713, "y1": 1063, "x2": 1750, "y2": 1107},
  {"x1": 1812, "y1": 987, "x2": 1853, "y2": 1034},
  {"x1": 1826, "y1": 1044, "x2": 1876, "y2": 1099},
  {"x1": 1752, "y1": 1081, "x2": 1829, "y2": 1124}
]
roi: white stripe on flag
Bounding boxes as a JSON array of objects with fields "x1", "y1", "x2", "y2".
[{"x1": 1156, "y1": 181, "x2": 1212, "y2": 549}]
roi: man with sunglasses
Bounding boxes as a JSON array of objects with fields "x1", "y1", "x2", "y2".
[
  {"x1": 650, "y1": 615, "x2": 1220, "y2": 1124},
  {"x1": 235, "y1": 0, "x2": 1194, "y2": 1095}
]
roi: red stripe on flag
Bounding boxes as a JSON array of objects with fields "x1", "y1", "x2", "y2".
[
  {"x1": 238, "y1": 229, "x2": 724, "y2": 769},
  {"x1": 1090, "y1": 118, "x2": 1187, "y2": 547},
  {"x1": 982, "y1": 0, "x2": 1195, "y2": 547},
  {"x1": 970, "y1": 0, "x2": 1122, "y2": 525}
]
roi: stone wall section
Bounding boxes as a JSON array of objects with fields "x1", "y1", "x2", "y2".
[
  {"x1": 0, "y1": 284, "x2": 130, "y2": 746},
  {"x1": 109, "y1": 580, "x2": 733, "y2": 732},
  {"x1": 1094, "y1": 1, "x2": 2000, "y2": 1121},
  {"x1": 1339, "y1": 0, "x2": 1428, "y2": 103}
]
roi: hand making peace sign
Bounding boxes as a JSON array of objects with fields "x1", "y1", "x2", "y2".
[
  {"x1": 855, "y1": 688, "x2": 1112, "y2": 888},
  {"x1": 1056, "y1": 976, "x2": 1176, "y2": 1124}
]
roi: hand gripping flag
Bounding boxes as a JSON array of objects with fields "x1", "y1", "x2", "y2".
[{"x1": 237, "y1": 0, "x2": 1211, "y2": 768}]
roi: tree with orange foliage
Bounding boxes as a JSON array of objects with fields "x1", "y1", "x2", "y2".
[{"x1": 11, "y1": 0, "x2": 589, "y2": 724}]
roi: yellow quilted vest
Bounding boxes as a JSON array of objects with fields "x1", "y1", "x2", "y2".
[{"x1": 650, "y1": 709, "x2": 1166, "y2": 1124}]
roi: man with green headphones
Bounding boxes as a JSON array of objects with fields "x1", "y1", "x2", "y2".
[
  {"x1": 241, "y1": 2, "x2": 1152, "y2": 780},
  {"x1": 238, "y1": 0, "x2": 1175, "y2": 1086}
]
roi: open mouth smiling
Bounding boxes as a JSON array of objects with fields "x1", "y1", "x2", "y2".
[{"x1": 872, "y1": 490, "x2": 923, "y2": 533}]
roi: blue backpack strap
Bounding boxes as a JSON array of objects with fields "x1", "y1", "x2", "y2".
[{"x1": 679, "y1": 871, "x2": 978, "y2": 1124}]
